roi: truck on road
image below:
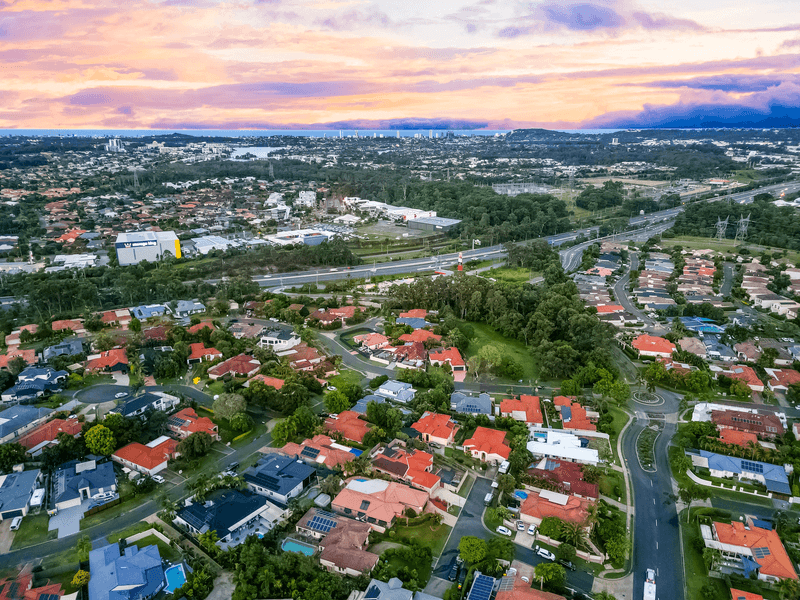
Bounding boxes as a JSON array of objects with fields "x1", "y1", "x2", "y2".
[{"x1": 643, "y1": 569, "x2": 656, "y2": 600}]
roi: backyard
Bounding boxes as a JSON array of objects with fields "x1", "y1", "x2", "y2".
[
  {"x1": 391, "y1": 519, "x2": 453, "y2": 558},
  {"x1": 465, "y1": 322, "x2": 539, "y2": 383}
]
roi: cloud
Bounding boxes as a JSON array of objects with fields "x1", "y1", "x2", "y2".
[
  {"x1": 584, "y1": 82, "x2": 800, "y2": 128},
  {"x1": 643, "y1": 74, "x2": 800, "y2": 93},
  {"x1": 318, "y1": 8, "x2": 395, "y2": 31},
  {"x1": 497, "y1": 0, "x2": 705, "y2": 37},
  {"x1": 148, "y1": 117, "x2": 490, "y2": 130}
]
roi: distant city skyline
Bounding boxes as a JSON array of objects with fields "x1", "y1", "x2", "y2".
[{"x1": 2, "y1": 0, "x2": 799, "y2": 129}]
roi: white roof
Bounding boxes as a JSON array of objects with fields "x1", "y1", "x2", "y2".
[
  {"x1": 146, "y1": 435, "x2": 172, "y2": 448},
  {"x1": 345, "y1": 478, "x2": 389, "y2": 494},
  {"x1": 539, "y1": 490, "x2": 569, "y2": 506}
]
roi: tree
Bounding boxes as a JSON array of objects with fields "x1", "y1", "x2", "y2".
[
  {"x1": 496, "y1": 473, "x2": 516, "y2": 495},
  {"x1": 559, "y1": 522, "x2": 587, "y2": 548},
  {"x1": 604, "y1": 534, "x2": 631, "y2": 563},
  {"x1": 213, "y1": 393, "x2": 247, "y2": 420},
  {"x1": 458, "y1": 536, "x2": 487, "y2": 563},
  {"x1": 534, "y1": 562, "x2": 565, "y2": 590},
  {"x1": 555, "y1": 542, "x2": 576, "y2": 564},
  {"x1": 85, "y1": 425, "x2": 115, "y2": 455},
  {"x1": 129, "y1": 317, "x2": 142, "y2": 333},
  {"x1": 271, "y1": 416, "x2": 298, "y2": 447},
  {"x1": 0, "y1": 443, "x2": 27, "y2": 472},
  {"x1": 198, "y1": 530, "x2": 220, "y2": 557},
  {"x1": 593, "y1": 592, "x2": 618, "y2": 600},
  {"x1": 324, "y1": 390, "x2": 351, "y2": 414},
  {"x1": 230, "y1": 412, "x2": 253, "y2": 433},
  {"x1": 76, "y1": 534, "x2": 92, "y2": 561},
  {"x1": 8, "y1": 356, "x2": 28, "y2": 376},
  {"x1": 777, "y1": 578, "x2": 800, "y2": 600},
  {"x1": 177, "y1": 432, "x2": 214, "y2": 460},
  {"x1": 72, "y1": 570, "x2": 90, "y2": 588}
]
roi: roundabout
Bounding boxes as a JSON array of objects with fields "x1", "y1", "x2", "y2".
[{"x1": 633, "y1": 390, "x2": 664, "y2": 406}]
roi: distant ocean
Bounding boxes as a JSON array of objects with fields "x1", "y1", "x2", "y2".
[{"x1": 0, "y1": 128, "x2": 622, "y2": 138}]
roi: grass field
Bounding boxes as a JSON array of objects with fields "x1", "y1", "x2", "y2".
[
  {"x1": 465, "y1": 322, "x2": 538, "y2": 382},
  {"x1": 106, "y1": 522, "x2": 152, "y2": 544},
  {"x1": 327, "y1": 368, "x2": 365, "y2": 390},
  {"x1": 606, "y1": 406, "x2": 631, "y2": 465},
  {"x1": 10, "y1": 513, "x2": 56, "y2": 549},
  {"x1": 599, "y1": 469, "x2": 627, "y2": 503},
  {"x1": 393, "y1": 520, "x2": 453, "y2": 557},
  {"x1": 132, "y1": 533, "x2": 182, "y2": 562},
  {"x1": 482, "y1": 266, "x2": 540, "y2": 285},
  {"x1": 664, "y1": 235, "x2": 800, "y2": 265}
]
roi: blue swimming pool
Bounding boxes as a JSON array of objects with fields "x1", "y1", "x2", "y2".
[
  {"x1": 164, "y1": 564, "x2": 187, "y2": 594},
  {"x1": 514, "y1": 490, "x2": 528, "y2": 500},
  {"x1": 281, "y1": 538, "x2": 316, "y2": 556},
  {"x1": 349, "y1": 448, "x2": 363, "y2": 457}
]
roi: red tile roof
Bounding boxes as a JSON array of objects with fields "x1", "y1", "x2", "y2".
[
  {"x1": 768, "y1": 369, "x2": 800, "y2": 389},
  {"x1": 168, "y1": 407, "x2": 219, "y2": 439},
  {"x1": 0, "y1": 573, "x2": 63, "y2": 600},
  {"x1": 187, "y1": 320, "x2": 216, "y2": 334},
  {"x1": 632, "y1": 334, "x2": 676, "y2": 356},
  {"x1": 399, "y1": 329, "x2": 442, "y2": 344},
  {"x1": 207, "y1": 353, "x2": 260, "y2": 379},
  {"x1": 324, "y1": 411, "x2": 371, "y2": 443},
  {"x1": 113, "y1": 437, "x2": 179, "y2": 471},
  {"x1": 428, "y1": 346, "x2": 465, "y2": 368},
  {"x1": 51, "y1": 319, "x2": 84, "y2": 332},
  {"x1": 399, "y1": 309, "x2": 428, "y2": 319},
  {"x1": 353, "y1": 333, "x2": 390, "y2": 348},
  {"x1": 711, "y1": 409, "x2": 784, "y2": 437},
  {"x1": 723, "y1": 365, "x2": 763, "y2": 390},
  {"x1": 500, "y1": 395, "x2": 543, "y2": 425},
  {"x1": 245, "y1": 374, "x2": 285, "y2": 390},
  {"x1": 282, "y1": 434, "x2": 354, "y2": 468},
  {"x1": 719, "y1": 429, "x2": 759, "y2": 448},
  {"x1": 496, "y1": 578, "x2": 566, "y2": 600},
  {"x1": 463, "y1": 427, "x2": 511, "y2": 460},
  {"x1": 318, "y1": 519, "x2": 379, "y2": 574},
  {"x1": 17, "y1": 418, "x2": 82, "y2": 450},
  {"x1": 520, "y1": 490, "x2": 593, "y2": 525},
  {"x1": 143, "y1": 325, "x2": 169, "y2": 341},
  {"x1": 332, "y1": 479, "x2": 429, "y2": 525},
  {"x1": 411, "y1": 412, "x2": 459, "y2": 444},
  {"x1": 528, "y1": 460, "x2": 599, "y2": 499},
  {"x1": 554, "y1": 396, "x2": 596, "y2": 432},
  {"x1": 714, "y1": 521, "x2": 797, "y2": 580},
  {"x1": 0, "y1": 349, "x2": 37, "y2": 369},
  {"x1": 730, "y1": 589, "x2": 763, "y2": 600},
  {"x1": 187, "y1": 342, "x2": 222, "y2": 362},
  {"x1": 85, "y1": 348, "x2": 129, "y2": 371}
]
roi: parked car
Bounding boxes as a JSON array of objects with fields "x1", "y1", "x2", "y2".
[
  {"x1": 429, "y1": 442, "x2": 441, "y2": 449},
  {"x1": 458, "y1": 567, "x2": 467, "y2": 588},
  {"x1": 10, "y1": 516, "x2": 22, "y2": 531},
  {"x1": 327, "y1": 386, "x2": 337, "y2": 391},
  {"x1": 558, "y1": 559, "x2": 576, "y2": 571},
  {"x1": 152, "y1": 474, "x2": 165, "y2": 484},
  {"x1": 527, "y1": 524, "x2": 537, "y2": 535},
  {"x1": 496, "y1": 526, "x2": 513, "y2": 537},
  {"x1": 516, "y1": 520, "x2": 525, "y2": 531},
  {"x1": 448, "y1": 561, "x2": 459, "y2": 582},
  {"x1": 227, "y1": 461, "x2": 240, "y2": 471},
  {"x1": 535, "y1": 546, "x2": 555, "y2": 561},
  {"x1": 114, "y1": 392, "x2": 128, "y2": 399}
]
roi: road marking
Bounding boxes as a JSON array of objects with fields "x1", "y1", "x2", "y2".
[
  {"x1": 655, "y1": 519, "x2": 658, "y2": 526},
  {"x1": 656, "y1": 542, "x2": 659, "y2": 550},
  {"x1": 653, "y1": 499, "x2": 656, "y2": 505}
]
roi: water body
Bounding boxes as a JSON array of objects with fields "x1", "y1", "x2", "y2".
[{"x1": 230, "y1": 147, "x2": 284, "y2": 158}]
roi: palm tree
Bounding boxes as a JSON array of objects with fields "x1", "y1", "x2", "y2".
[
  {"x1": 594, "y1": 592, "x2": 618, "y2": 600},
  {"x1": 560, "y1": 521, "x2": 588, "y2": 549},
  {"x1": 776, "y1": 577, "x2": 800, "y2": 600}
]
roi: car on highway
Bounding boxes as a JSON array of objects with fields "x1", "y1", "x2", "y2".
[
  {"x1": 114, "y1": 391, "x2": 128, "y2": 399},
  {"x1": 534, "y1": 546, "x2": 555, "y2": 561},
  {"x1": 496, "y1": 526, "x2": 513, "y2": 537}
]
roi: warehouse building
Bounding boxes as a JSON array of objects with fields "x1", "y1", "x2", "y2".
[
  {"x1": 407, "y1": 216, "x2": 461, "y2": 232},
  {"x1": 115, "y1": 231, "x2": 181, "y2": 266}
]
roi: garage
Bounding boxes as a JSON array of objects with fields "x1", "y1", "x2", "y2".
[{"x1": 1, "y1": 509, "x2": 24, "y2": 520}]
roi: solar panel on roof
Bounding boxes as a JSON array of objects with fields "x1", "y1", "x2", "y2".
[
  {"x1": 359, "y1": 500, "x2": 371, "y2": 510},
  {"x1": 308, "y1": 515, "x2": 337, "y2": 533},
  {"x1": 742, "y1": 460, "x2": 764, "y2": 474},
  {"x1": 467, "y1": 574, "x2": 495, "y2": 600},
  {"x1": 300, "y1": 446, "x2": 320, "y2": 459},
  {"x1": 364, "y1": 584, "x2": 381, "y2": 600},
  {"x1": 753, "y1": 546, "x2": 771, "y2": 559},
  {"x1": 316, "y1": 509, "x2": 336, "y2": 518}
]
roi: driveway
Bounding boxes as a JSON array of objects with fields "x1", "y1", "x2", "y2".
[
  {"x1": 48, "y1": 499, "x2": 92, "y2": 539},
  {"x1": 0, "y1": 519, "x2": 14, "y2": 554}
]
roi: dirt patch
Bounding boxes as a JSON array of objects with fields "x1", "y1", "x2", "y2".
[{"x1": 206, "y1": 571, "x2": 235, "y2": 600}]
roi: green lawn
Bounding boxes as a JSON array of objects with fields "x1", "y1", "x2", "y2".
[
  {"x1": 11, "y1": 513, "x2": 56, "y2": 549},
  {"x1": 80, "y1": 490, "x2": 158, "y2": 530},
  {"x1": 106, "y1": 522, "x2": 152, "y2": 544},
  {"x1": 605, "y1": 406, "x2": 630, "y2": 465},
  {"x1": 392, "y1": 521, "x2": 453, "y2": 558},
  {"x1": 383, "y1": 552, "x2": 433, "y2": 588},
  {"x1": 483, "y1": 507, "x2": 503, "y2": 533},
  {"x1": 327, "y1": 368, "x2": 365, "y2": 390},
  {"x1": 664, "y1": 235, "x2": 800, "y2": 266},
  {"x1": 483, "y1": 266, "x2": 540, "y2": 285},
  {"x1": 457, "y1": 474, "x2": 475, "y2": 498},
  {"x1": 132, "y1": 533, "x2": 182, "y2": 562},
  {"x1": 599, "y1": 469, "x2": 627, "y2": 504},
  {"x1": 465, "y1": 322, "x2": 538, "y2": 382}
]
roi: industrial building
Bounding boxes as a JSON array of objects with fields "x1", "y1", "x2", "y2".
[
  {"x1": 407, "y1": 216, "x2": 462, "y2": 232},
  {"x1": 115, "y1": 231, "x2": 181, "y2": 266}
]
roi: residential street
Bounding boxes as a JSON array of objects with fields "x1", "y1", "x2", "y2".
[
  {"x1": 612, "y1": 252, "x2": 654, "y2": 328},
  {"x1": 433, "y1": 476, "x2": 595, "y2": 596}
]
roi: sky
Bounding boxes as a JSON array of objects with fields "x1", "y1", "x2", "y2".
[{"x1": 1, "y1": 0, "x2": 800, "y2": 130}]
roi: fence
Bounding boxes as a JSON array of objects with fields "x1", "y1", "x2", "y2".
[
  {"x1": 83, "y1": 497, "x2": 121, "y2": 517},
  {"x1": 126, "y1": 528, "x2": 172, "y2": 545}
]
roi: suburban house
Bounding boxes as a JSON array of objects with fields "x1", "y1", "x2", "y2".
[
  {"x1": 0, "y1": 349, "x2": 37, "y2": 370},
  {"x1": 411, "y1": 412, "x2": 459, "y2": 446},
  {"x1": 720, "y1": 366, "x2": 765, "y2": 392},
  {"x1": 229, "y1": 322, "x2": 264, "y2": 340},
  {"x1": 374, "y1": 380, "x2": 416, "y2": 404},
  {"x1": 703, "y1": 520, "x2": 798, "y2": 582},
  {"x1": 354, "y1": 333, "x2": 390, "y2": 351},
  {"x1": 527, "y1": 429, "x2": 600, "y2": 466},
  {"x1": 520, "y1": 489, "x2": 594, "y2": 528},
  {"x1": 130, "y1": 304, "x2": 167, "y2": 320},
  {"x1": 352, "y1": 394, "x2": 385, "y2": 415},
  {"x1": 554, "y1": 397, "x2": 597, "y2": 432},
  {"x1": 187, "y1": 320, "x2": 215, "y2": 335},
  {"x1": 679, "y1": 337, "x2": 708, "y2": 360},
  {"x1": 53, "y1": 460, "x2": 117, "y2": 511},
  {"x1": 719, "y1": 429, "x2": 759, "y2": 448},
  {"x1": 399, "y1": 329, "x2": 442, "y2": 344},
  {"x1": 711, "y1": 408, "x2": 784, "y2": 439},
  {"x1": 244, "y1": 374, "x2": 285, "y2": 390},
  {"x1": 496, "y1": 577, "x2": 566, "y2": 600},
  {"x1": 463, "y1": 427, "x2": 511, "y2": 463},
  {"x1": 110, "y1": 391, "x2": 180, "y2": 418},
  {"x1": 399, "y1": 309, "x2": 429, "y2": 319},
  {"x1": 167, "y1": 407, "x2": 220, "y2": 441},
  {"x1": 317, "y1": 516, "x2": 380, "y2": 576},
  {"x1": 168, "y1": 299, "x2": 206, "y2": 319},
  {"x1": 428, "y1": 347, "x2": 466, "y2": 372},
  {"x1": 88, "y1": 544, "x2": 165, "y2": 600},
  {"x1": 43, "y1": 339, "x2": 84, "y2": 362},
  {"x1": 1, "y1": 367, "x2": 68, "y2": 403},
  {"x1": 331, "y1": 478, "x2": 429, "y2": 532},
  {"x1": 174, "y1": 489, "x2": 286, "y2": 547},
  {"x1": 186, "y1": 343, "x2": 223, "y2": 365},
  {"x1": 0, "y1": 572, "x2": 63, "y2": 600},
  {"x1": 372, "y1": 444, "x2": 440, "y2": 493},
  {"x1": 281, "y1": 435, "x2": 359, "y2": 469},
  {"x1": 85, "y1": 349, "x2": 129, "y2": 373},
  {"x1": 500, "y1": 395, "x2": 543, "y2": 426},
  {"x1": 112, "y1": 436, "x2": 180, "y2": 476},
  {"x1": 207, "y1": 354, "x2": 261, "y2": 380},
  {"x1": 765, "y1": 368, "x2": 800, "y2": 393},
  {"x1": 17, "y1": 418, "x2": 82, "y2": 456},
  {"x1": 51, "y1": 319, "x2": 86, "y2": 335},
  {"x1": 528, "y1": 458, "x2": 599, "y2": 499},
  {"x1": 631, "y1": 334, "x2": 676, "y2": 358},
  {"x1": 242, "y1": 454, "x2": 316, "y2": 505},
  {"x1": 324, "y1": 411, "x2": 371, "y2": 444},
  {"x1": 450, "y1": 392, "x2": 492, "y2": 415},
  {"x1": 258, "y1": 328, "x2": 301, "y2": 351},
  {"x1": 98, "y1": 309, "x2": 132, "y2": 328},
  {"x1": 0, "y1": 469, "x2": 42, "y2": 520},
  {"x1": 350, "y1": 578, "x2": 442, "y2": 600},
  {"x1": 734, "y1": 341, "x2": 762, "y2": 363},
  {"x1": 0, "y1": 406, "x2": 54, "y2": 443},
  {"x1": 689, "y1": 450, "x2": 791, "y2": 496}
]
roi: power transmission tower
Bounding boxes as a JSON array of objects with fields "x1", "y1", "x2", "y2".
[
  {"x1": 734, "y1": 213, "x2": 750, "y2": 245},
  {"x1": 714, "y1": 216, "x2": 729, "y2": 242}
]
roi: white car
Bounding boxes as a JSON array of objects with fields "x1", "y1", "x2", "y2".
[
  {"x1": 10, "y1": 516, "x2": 22, "y2": 531},
  {"x1": 496, "y1": 526, "x2": 513, "y2": 537},
  {"x1": 152, "y1": 475, "x2": 165, "y2": 484},
  {"x1": 114, "y1": 392, "x2": 128, "y2": 399},
  {"x1": 535, "y1": 546, "x2": 556, "y2": 561},
  {"x1": 527, "y1": 524, "x2": 537, "y2": 535}
]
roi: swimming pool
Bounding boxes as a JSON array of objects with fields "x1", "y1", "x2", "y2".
[
  {"x1": 281, "y1": 538, "x2": 316, "y2": 556},
  {"x1": 164, "y1": 564, "x2": 187, "y2": 594},
  {"x1": 349, "y1": 448, "x2": 363, "y2": 457}
]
